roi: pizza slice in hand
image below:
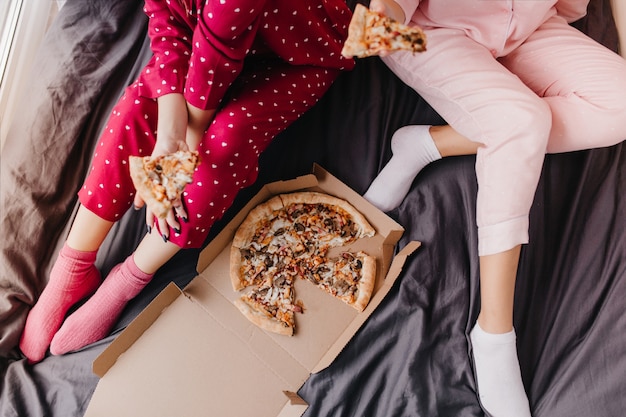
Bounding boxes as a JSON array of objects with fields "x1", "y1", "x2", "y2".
[
  {"x1": 341, "y1": 3, "x2": 427, "y2": 58},
  {"x1": 129, "y1": 150, "x2": 200, "y2": 219}
]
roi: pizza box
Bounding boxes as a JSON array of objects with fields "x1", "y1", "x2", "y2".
[{"x1": 84, "y1": 164, "x2": 420, "y2": 417}]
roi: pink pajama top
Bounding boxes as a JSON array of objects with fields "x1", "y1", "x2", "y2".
[{"x1": 394, "y1": 0, "x2": 590, "y2": 56}]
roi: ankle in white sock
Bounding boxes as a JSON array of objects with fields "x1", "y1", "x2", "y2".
[
  {"x1": 470, "y1": 323, "x2": 531, "y2": 417},
  {"x1": 363, "y1": 125, "x2": 441, "y2": 212}
]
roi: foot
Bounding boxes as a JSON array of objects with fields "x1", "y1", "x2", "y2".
[
  {"x1": 363, "y1": 125, "x2": 441, "y2": 211},
  {"x1": 50, "y1": 255, "x2": 153, "y2": 355},
  {"x1": 19, "y1": 244, "x2": 101, "y2": 363},
  {"x1": 470, "y1": 323, "x2": 532, "y2": 417}
]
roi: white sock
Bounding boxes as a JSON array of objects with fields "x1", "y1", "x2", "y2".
[
  {"x1": 363, "y1": 125, "x2": 441, "y2": 212},
  {"x1": 470, "y1": 323, "x2": 532, "y2": 417}
]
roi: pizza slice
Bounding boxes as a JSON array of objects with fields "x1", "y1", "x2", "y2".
[
  {"x1": 341, "y1": 3, "x2": 427, "y2": 58},
  {"x1": 303, "y1": 251, "x2": 376, "y2": 312},
  {"x1": 234, "y1": 269, "x2": 303, "y2": 336},
  {"x1": 280, "y1": 191, "x2": 375, "y2": 253},
  {"x1": 129, "y1": 150, "x2": 200, "y2": 219}
]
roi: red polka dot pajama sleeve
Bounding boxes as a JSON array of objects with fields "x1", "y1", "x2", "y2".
[{"x1": 140, "y1": 0, "x2": 194, "y2": 99}]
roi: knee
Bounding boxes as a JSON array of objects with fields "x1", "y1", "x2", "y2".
[{"x1": 493, "y1": 99, "x2": 552, "y2": 157}]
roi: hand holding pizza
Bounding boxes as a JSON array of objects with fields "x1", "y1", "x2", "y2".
[
  {"x1": 130, "y1": 147, "x2": 200, "y2": 243},
  {"x1": 369, "y1": 0, "x2": 406, "y2": 25},
  {"x1": 132, "y1": 135, "x2": 189, "y2": 236}
]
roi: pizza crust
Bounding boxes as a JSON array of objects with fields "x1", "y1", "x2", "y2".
[
  {"x1": 234, "y1": 298, "x2": 294, "y2": 336},
  {"x1": 231, "y1": 195, "x2": 285, "y2": 248},
  {"x1": 279, "y1": 191, "x2": 375, "y2": 238},
  {"x1": 353, "y1": 253, "x2": 376, "y2": 312},
  {"x1": 230, "y1": 245, "x2": 246, "y2": 291}
]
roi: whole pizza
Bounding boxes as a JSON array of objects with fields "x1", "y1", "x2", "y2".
[{"x1": 230, "y1": 191, "x2": 377, "y2": 336}]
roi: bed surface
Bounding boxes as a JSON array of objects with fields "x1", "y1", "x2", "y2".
[{"x1": 1, "y1": 1, "x2": 625, "y2": 416}]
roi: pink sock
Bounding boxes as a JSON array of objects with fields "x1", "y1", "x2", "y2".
[
  {"x1": 19, "y1": 243, "x2": 101, "y2": 363},
  {"x1": 50, "y1": 255, "x2": 153, "y2": 355}
]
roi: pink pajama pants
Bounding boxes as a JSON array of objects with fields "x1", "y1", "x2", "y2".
[
  {"x1": 383, "y1": 15, "x2": 626, "y2": 256},
  {"x1": 79, "y1": 61, "x2": 341, "y2": 248}
]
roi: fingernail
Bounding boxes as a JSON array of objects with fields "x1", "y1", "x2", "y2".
[
  {"x1": 182, "y1": 216, "x2": 189, "y2": 223},
  {"x1": 147, "y1": 225, "x2": 152, "y2": 234},
  {"x1": 162, "y1": 234, "x2": 169, "y2": 243},
  {"x1": 174, "y1": 227, "x2": 181, "y2": 234}
]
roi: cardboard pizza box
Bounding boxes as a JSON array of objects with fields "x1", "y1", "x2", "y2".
[{"x1": 85, "y1": 164, "x2": 420, "y2": 417}]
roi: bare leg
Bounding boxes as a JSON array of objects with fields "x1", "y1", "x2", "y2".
[
  {"x1": 432, "y1": 128, "x2": 529, "y2": 415},
  {"x1": 66, "y1": 205, "x2": 114, "y2": 251},
  {"x1": 133, "y1": 228, "x2": 182, "y2": 274},
  {"x1": 471, "y1": 245, "x2": 531, "y2": 417},
  {"x1": 477, "y1": 245, "x2": 520, "y2": 333},
  {"x1": 69, "y1": 204, "x2": 180, "y2": 274},
  {"x1": 429, "y1": 125, "x2": 480, "y2": 157},
  {"x1": 363, "y1": 124, "x2": 529, "y2": 415}
]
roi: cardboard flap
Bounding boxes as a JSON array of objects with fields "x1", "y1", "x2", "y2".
[
  {"x1": 92, "y1": 282, "x2": 183, "y2": 377},
  {"x1": 282, "y1": 391, "x2": 308, "y2": 406},
  {"x1": 86, "y1": 281, "x2": 307, "y2": 417},
  {"x1": 267, "y1": 173, "x2": 318, "y2": 195},
  {"x1": 388, "y1": 240, "x2": 421, "y2": 279}
]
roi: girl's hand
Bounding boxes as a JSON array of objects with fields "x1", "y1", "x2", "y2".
[
  {"x1": 146, "y1": 139, "x2": 190, "y2": 242},
  {"x1": 369, "y1": 0, "x2": 405, "y2": 23}
]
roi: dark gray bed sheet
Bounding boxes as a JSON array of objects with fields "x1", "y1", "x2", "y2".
[
  {"x1": 1, "y1": 1, "x2": 625, "y2": 416},
  {"x1": 0, "y1": 0, "x2": 150, "y2": 358}
]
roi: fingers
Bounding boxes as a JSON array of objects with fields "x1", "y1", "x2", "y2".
[
  {"x1": 133, "y1": 193, "x2": 145, "y2": 211},
  {"x1": 145, "y1": 200, "x2": 186, "y2": 243},
  {"x1": 157, "y1": 217, "x2": 171, "y2": 242},
  {"x1": 145, "y1": 206, "x2": 154, "y2": 235},
  {"x1": 369, "y1": 0, "x2": 385, "y2": 14},
  {"x1": 172, "y1": 198, "x2": 188, "y2": 224}
]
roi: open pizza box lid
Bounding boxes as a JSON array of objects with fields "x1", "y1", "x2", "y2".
[{"x1": 85, "y1": 164, "x2": 420, "y2": 417}]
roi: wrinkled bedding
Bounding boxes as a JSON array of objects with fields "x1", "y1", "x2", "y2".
[{"x1": 1, "y1": 1, "x2": 624, "y2": 416}]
